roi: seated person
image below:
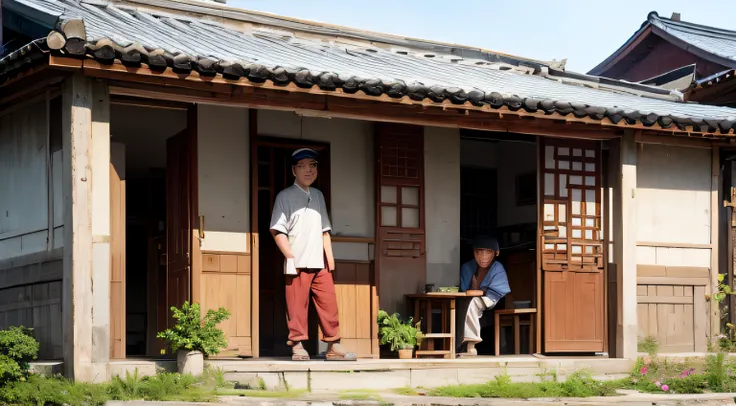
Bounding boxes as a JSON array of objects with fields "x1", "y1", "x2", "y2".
[{"x1": 458, "y1": 236, "x2": 511, "y2": 356}]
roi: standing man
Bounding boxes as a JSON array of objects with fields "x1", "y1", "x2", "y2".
[
  {"x1": 458, "y1": 236, "x2": 511, "y2": 356},
  {"x1": 270, "y1": 147, "x2": 356, "y2": 361}
]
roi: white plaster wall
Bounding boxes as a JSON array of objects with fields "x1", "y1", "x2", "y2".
[
  {"x1": 425, "y1": 127, "x2": 461, "y2": 287},
  {"x1": 197, "y1": 105, "x2": 250, "y2": 253},
  {"x1": 258, "y1": 110, "x2": 375, "y2": 260},
  {"x1": 110, "y1": 105, "x2": 187, "y2": 177},
  {"x1": 0, "y1": 101, "x2": 51, "y2": 260},
  {"x1": 636, "y1": 144, "x2": 712, "y2": 267}
]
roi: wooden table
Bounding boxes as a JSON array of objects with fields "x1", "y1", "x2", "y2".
[
  {"x1": 494, "y1": 308, "x2": 537, "y2": 356},
  {"x1": 405, "y1": 291, "x2": 483, "y2": 359}
]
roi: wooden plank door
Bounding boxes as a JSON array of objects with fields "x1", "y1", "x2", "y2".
[
  {"x1": 540, "y1": 138, "x2": 605, "y2": 353},
  {"x1": 166, "y1": 130, "x2": 192, "y2": 325},
  {"x1": 375, "y1": 123, "x2": 426, "y2": 315},
  {"x1": 110, "y1": 142, "x2": 126, "y2": 359}
]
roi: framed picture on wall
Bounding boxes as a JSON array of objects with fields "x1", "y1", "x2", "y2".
[{"x1": 515, "y1": 171, "x2": 536, "y2": 206}]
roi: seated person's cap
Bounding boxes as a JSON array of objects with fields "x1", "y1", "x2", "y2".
[
  {"x1": 292, "y1": 148, "x2": 319, "y2": 164},
  {"x1": 473, "y1": 235, "x2": 499, "y2": 252}
]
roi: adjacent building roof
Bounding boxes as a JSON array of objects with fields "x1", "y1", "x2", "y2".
[
  {"x1": 589, "y1": 12, "x2": 736, "y2": 78},
  {"x1": 5, "y1": 0, "x2": 736, "y2": 134}
]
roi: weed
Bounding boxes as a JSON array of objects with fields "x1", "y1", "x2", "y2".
[
  {"x1": 393, "y1": 386, "x2": 418, "y2": 396},
  {"x1": 637, "y1": 336, "x2": 659, "y2": 356}
]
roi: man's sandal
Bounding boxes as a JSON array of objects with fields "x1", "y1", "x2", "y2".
[
  {"x1": 290, "y1": 341, "x2": 310, "y2": 361},
  {"x1": 325, "y1": 343, "x2": 357, "y2": 361}
]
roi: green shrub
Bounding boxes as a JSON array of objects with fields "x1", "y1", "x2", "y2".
[
  {"x1": 0, "y1": 326, "x2": 40, "y2": 384},
  {"x1": 156, "y1": 301, "x2": 231, "y2": 356}
]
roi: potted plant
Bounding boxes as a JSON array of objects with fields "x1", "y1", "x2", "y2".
[
  {"x1": 377, "y1": 310, "x2": 424, "y2": 359},
  {"x1": 156, "y1": 301, "x2": 231, "y2": 376}
]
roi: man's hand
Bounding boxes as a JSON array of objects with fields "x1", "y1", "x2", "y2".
[
  {"x1": 323, "y1": 232, "x2": 336, "y2": 272},
  {"x1": 271, "y1": 230, "x2": 294, "y2": 259}
]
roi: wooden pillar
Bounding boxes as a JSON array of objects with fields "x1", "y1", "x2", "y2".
[
  {"x1": 711, "y1": 143, "x2": 721, "y2": 340},
  {"x1": 613, "y1": 131, "x2": 638, "y2": 359},
  {"x1": 61, "y1": 73, "x2": 111, "y2": 382}
]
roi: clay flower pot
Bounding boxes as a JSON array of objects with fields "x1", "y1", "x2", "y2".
[
  {"x1": 398, "y1": 348, "x2": 413, "y2": 359},
  {"x1": 177, "y1": 349, "x2": 204, "y2": 376}
]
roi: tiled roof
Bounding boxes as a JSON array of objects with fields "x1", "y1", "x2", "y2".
[
  {"x1": 648, "y1": 12, "x2": 736, "y2": 67},
  {"x1": 5, "y1": 0, "x2": 736, "y2": 134}
]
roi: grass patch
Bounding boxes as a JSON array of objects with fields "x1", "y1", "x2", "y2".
[
  {"x1": 339, "y1": 389, "x2": 384, "y2": 401},
  {"x1": 393, "y1": 386, "x2": 418, "y2": 396},
  {"x1": 0, "y1": 366, "x2": 233, "y2": 405},
  {"x1": 428, "y1": 371, "x2": 619, "y2": 398}
]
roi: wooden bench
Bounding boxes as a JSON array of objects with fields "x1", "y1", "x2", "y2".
[{"x1": 494, "y1": 308, "x2": 537, "y2": 355}]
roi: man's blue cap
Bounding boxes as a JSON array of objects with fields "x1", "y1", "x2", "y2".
[
  {"x1": 473, "y1": 235, "x2": 499, "y2": 252},
  {"x1": 292, "y1": 148, "x2": 319, "y2": 164}
]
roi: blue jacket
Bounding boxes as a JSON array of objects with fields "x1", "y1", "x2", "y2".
[{"x1": 459, "y1": 260, "x2": 511, "y2": 304}]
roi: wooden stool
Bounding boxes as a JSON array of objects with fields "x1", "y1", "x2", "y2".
[{"x1": 494, "y1": 308, "x2": 537, "y2": 355}]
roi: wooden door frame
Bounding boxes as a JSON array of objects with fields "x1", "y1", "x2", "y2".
[
  {"x1": 108, "y1": 103, "x2": 199, "y2": 359},
  {"x1": 249, "y1": 113, "x2": 333, "y2": 357},
  {"x1": 187, "y1": 104, "x2": 201, "y2": 317}
]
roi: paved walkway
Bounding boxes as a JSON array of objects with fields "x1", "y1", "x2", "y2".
[{"x1": 105, "y1": 392, "x2": 736, "y2": 406}]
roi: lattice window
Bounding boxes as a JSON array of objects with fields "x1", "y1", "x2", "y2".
[
  {"x1": 377, "y1": 126, "x2": 425, "y2": 259},
  {"x1": 541, "y1": 140, "x2": 603, "y2": 271},
  {"x1": 380, "y1": 135, "x2": 421, "y2": 179}
]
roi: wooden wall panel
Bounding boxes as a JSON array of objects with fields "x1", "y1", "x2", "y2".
[
  {"x1": 198, "y1": 252, "x2": 252, "y2": 357},
  {"x1": 636, "y1": 265, "x2": 708, "y2": 352},
  {"x1": 0, "y1": 277, "x2": 62, "y2": 359},
  {"x1": 320, "y1": 260, "x2": 378, "y2": 358}
]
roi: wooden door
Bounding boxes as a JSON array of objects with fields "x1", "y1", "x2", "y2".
[
  {"x1": 375, "y1": 123, "x2": 426, "y2": 315},
  {"x1": 540, "y1": 138, "x2": 605, "y2": 353},
  {"x1": 110, "y1": 142, "x2": 126, "y2": 359},
  {"x1": 166, "y1": 130, "x2": 192, "y2": 325}
]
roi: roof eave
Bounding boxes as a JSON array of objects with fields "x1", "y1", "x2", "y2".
[
  {"x1": 650, "y1": 25, "x2": 736, "y2": 70},
  {"x1": 587, "y1": 23, "x2": 653, "y2": 76}
]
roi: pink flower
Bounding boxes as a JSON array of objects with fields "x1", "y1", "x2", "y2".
[
  {"x1": 639, "y1": 366, "x2": 649, "y2": 375},
  {"x1": 655, "y1": 381, "x2": 661, "y2": 387},
  {"x1": 661, "y1": 384, "x2": 669, "y2": 392},
  {"x1": 643, "y1": 356, "x2": 652, "y2": 365}
]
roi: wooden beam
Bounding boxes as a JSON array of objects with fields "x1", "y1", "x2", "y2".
[
  {"x1": 636, "y1": 241, "x2": 712, "y2": 249},
  {"x1": 636, "y1": 132, "x2": 718, "y2": 148},
  {"x1": 108, "y1": 82, "x2": 623, "y2": 140},
  {"x1": 110, "y1": 94, "x2": 190, "y2": 110},
  {"x1": 42, "y1": 57, "x2": 716, "y2": 136},
  {"x1": 248, "y1": 108, "x2": 259, "y2": 359}
]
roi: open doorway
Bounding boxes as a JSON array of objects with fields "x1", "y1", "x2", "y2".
[
  {"x1": 253, "y1": 136, "x2": 331, "y2": 357},
  {"x1": 109, "y1": 103, "x2": 188, "y2": 358},
  {"x1": 459, "y1": 130, "x2": 538, "y2": 356}
]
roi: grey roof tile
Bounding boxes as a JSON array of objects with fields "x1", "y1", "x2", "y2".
[{"x1": 4, "y1": 0, "x2": 736, "y2": 134}]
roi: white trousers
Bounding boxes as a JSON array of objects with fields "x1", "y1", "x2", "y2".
[{"x1": 463, "y1": 296, "x2": 496, "y2": 343}]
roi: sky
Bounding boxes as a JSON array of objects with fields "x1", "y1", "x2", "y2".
[{"x1": 227, "y1": 0, "x2": 736, "y2": 74}]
